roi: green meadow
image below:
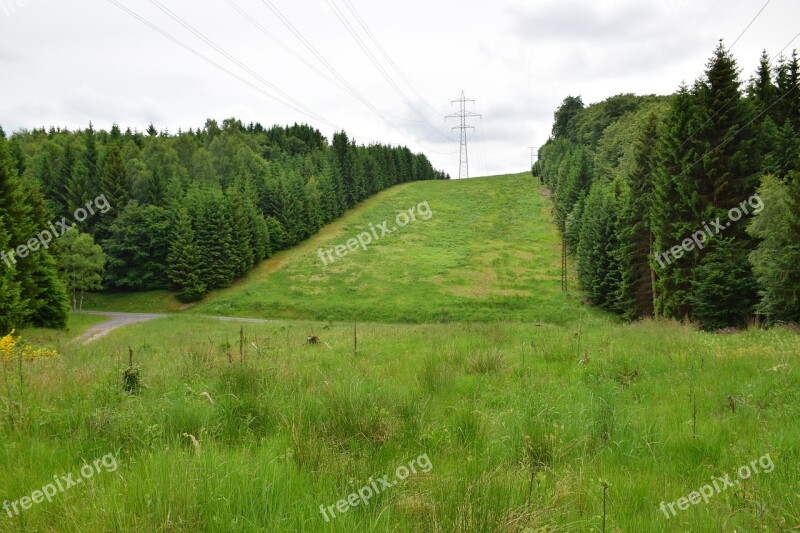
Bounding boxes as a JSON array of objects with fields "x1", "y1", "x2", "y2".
[{"x1": 2, "y1": 173, "x2": 798, "y2": 532}]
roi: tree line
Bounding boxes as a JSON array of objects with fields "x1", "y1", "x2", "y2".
[
  {"x1": 535, "y1": 42, "x2": 800, "y2": 329},
  {"x1": 0, "y1": 119, "x2": 448, "y2": 333}
]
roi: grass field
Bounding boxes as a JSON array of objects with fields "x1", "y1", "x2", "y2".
[
  {"x1": 86, "y1": 173, "x2": 597, "y2": 325},
  {"x1": 2, "y1": 173, "x2": 798, "y2": 532},
  {"x1": 193, "y1": 173, "x2": 594, "y2": 324}
]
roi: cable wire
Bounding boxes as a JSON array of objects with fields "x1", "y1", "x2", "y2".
[
  {"x1": 147, "y1": 0, "x2": 332, "y2": 127},
  {"x1": 106, "y1": 0, "x2": 335, "y2": 128}
]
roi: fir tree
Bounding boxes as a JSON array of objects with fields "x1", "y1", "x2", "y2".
[
  {"x1": 167, "y1": 208, "x2": 206, "y2": 302},
  {"x1": 616, "y1": 113, "x2": 659, "y2": 320},
  {"x1": 577, "y1": 180, "x2": 621, "y2": 312},
  {"x1": 747, "y1": 171, "x2": 800, "y2": 322},
  {"x1": 651, "y1": 85, "x2": 701, "y2": 319}
]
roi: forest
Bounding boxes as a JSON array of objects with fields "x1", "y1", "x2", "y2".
[
  {"x1": 0, "y1": 119, "x2": 448, "y2": 334},
  {"x1": 535, "y1": 42, "x2": 800, "y2": 329}
]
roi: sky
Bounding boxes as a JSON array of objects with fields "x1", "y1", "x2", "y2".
[{"x1": 1, "y1": 0, "x2": 798, "y2": 178}]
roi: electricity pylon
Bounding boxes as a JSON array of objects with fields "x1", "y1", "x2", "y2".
[{"x1": 446, "y1": 91, "x2": 481, "y2": 179}]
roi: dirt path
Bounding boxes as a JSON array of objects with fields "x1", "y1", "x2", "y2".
[{"x1": 76, "y1": 312, "x2": 271, "y2": 344}]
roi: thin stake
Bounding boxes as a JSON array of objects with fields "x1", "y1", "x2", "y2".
[
  {"x1": 353, "y1": 320, "x2": 357, "y2": 354},
  {"x1": 239, "y1": 326, "x2": 244, "y2": 363}
]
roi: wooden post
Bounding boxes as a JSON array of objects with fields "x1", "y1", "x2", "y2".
[
  {"x1": 239, "y1": 326, "x2": 244, "y2": 363},
  {"x1": 128, "y1": 347, "x2": 133, "y2": 369}
]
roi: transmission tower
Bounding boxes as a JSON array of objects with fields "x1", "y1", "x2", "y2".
[{"x1": 446, "y1": 91, "x2": 481, "y2": 179}]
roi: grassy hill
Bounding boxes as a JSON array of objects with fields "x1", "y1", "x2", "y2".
[
  {"x1": 193, "y1": 172, "x2": 590, "y2": 324},
  {"x1": 85, "y1": 173, "x2": 595, "y2": 324},
  {"x1": 3, "y1": 173, "x2": 799, "y2": 532}
]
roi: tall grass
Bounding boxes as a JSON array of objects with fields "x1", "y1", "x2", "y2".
[{"x1": 1, "y1": 316, "x2": 797, "y2": 531}]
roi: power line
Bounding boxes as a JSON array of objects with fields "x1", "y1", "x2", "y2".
[
  {"x1": 324, "y1": 0, "x2": 456, "y2": 144},
  {"x1": 336, "y1": 0, "x2": 447, "y2": 126},
  {"x1": 146, "y1": 0, "x2": 333, "y2": 127},
  {"x1": 341, "y1": 0, "x2": 428, "y2": 101},
  {"x1": 105, "y1": 0, "x2": 335, "y2": 128},
  {"x1": 260, "y1": 0, "x2": 455, "y2": 155},
  {"x1": 729, "y1": 0, "x2": 772, "y2": 50},
  {"x1": 667, "y1": 31, "x2": 800, "y2": 173},
  {"x1": 224, "y1": 0, "x2": 351, "y2": 97}
]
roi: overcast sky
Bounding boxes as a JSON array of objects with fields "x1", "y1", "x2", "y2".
[{"x1": 1, "y1": 0, "x2": 798, "y2": 178}]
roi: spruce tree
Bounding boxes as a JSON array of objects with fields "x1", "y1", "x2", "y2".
[
  {"x1": 651, "y1": 85, "x2": 701, "y2": 319},
  {"x1": 100, "y1": 139, "x2": 128, "y2": 210},
  {"x1": 304, "y1": 175, "x2": 324, "y2": 235},
  {"x1": 689, "y1": 42, "x2": 760, "y2": 326},
  {"x1": 0, "y1": 133, "x2": 25, "y2": 333},
  {"x1": 748, "y1": 50, "x2": 776, "y2": 115},
  {"x1": 190, "y1": 188, "x2": 235, "y2": 289},
  {"x1": 691, "y1": 237, "x2": 759, "y2": 330},
  {"x1": 577, "y1": 180, "x2": 621, "y2": 312},
  {"x1": 16, "y1": 178, "x2": 69, "y2": 327},
  {"x1": 104, "y1": 202, "x2": 172, "y2": 289},
  {"x1": 167, "y1": 208, "x2": 206, "y2": 302},
  {"x1": 616, "y1": 113, "x2": 659, "y2": 320},
  {"x1": 227, "y1": 187, "x2": 255, "y2": 277},
  {"x1": 747, "y1": 173, "x2": 800, "y2": 322}
]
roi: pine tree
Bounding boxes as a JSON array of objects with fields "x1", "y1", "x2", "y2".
[
  {"x1": 189, "y1": 188, "x2": 235, "y2": 289},
  {"x1": 691, "y1": 237, "x2": 759, "y2": 330},
  {"x1": 227, "y1": 187, "x2": 255, "y2": 277},
  {"x1": 554, "y1": 146, "x2": 593, "y2": 228},
  {"x1": 332, "y1": 131, "x2": 355, "y2": 208},
  {"x1": 786, "y1": 51, "x2": 800, "y2": 130},
  {"x1": 747, "y1": 170, "x2": 800, "y2": 322},
  {"x1": 167, "y1": 208, "x2": 206, "y2": 302},
  {"x1": 83, "y1": 123, "x2": 99, "y2": 189},
  {"x1": 100, "y1": 139, "x2": 128, "y2": 209},
  {"x1": 245, "y1": 200, "x2": 270, "y2": 262},
  {"x1": 748, "y1": 50, "x2": 776, "y2": 115},
  {"x1": 695, "y1": 41, "x2": 758, "y2": 219},
  {"x1": 0, "y1": 224, "x2": 23, "y2": 334},
  {"x1": 689, "y1": 42, "x2": 760, "y2": 325},
  {"x1": 577, "y1": 180, "x2": 621, "y2": 312},
  {"x1": 63, "y1": 158, "x2": 92, "y2": 220},
  {"x1": 104, "y1": 202, "x2": 172, "y2": 289},
  {"x1": 304, "y1": 174, "x2": 324, "y2": 234},
  {"x1": 95, "y1": 139, "x2": 127, "y2": 241},
  {"x1": 651, "y1": 85, "x2": 702, "y2": 319},
  {"x1": 616, "y1": 113, "x2": 659, "y2": 320},
  {"x1": 0, "y1": 133, "x2": 25, "y2": 333},
  {"x1": 0, "y1": 133, "x2": 68, "y2": 330},
  {"x1": 16, "y1": 178, "x2": 69, "y2": 327}
]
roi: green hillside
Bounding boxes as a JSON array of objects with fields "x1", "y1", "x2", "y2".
[
  {"x1": 3, "y1": 172, "x2": 798, "y2": 532},
  {"x1": 192, "y1": 172, "x2": 591, "y2": 325}
]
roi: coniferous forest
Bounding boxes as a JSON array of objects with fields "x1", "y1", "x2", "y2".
[
  {"x1": 0, "y1": 119, "x2": 448, "y2": 333},
  {"x1": 535, "y1": 43, "x2": 800, "y2": 330}
]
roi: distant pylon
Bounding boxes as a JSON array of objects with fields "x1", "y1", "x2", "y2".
[{"x1": 446, "y1": 91, "x2": 481, "y2": 179}]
